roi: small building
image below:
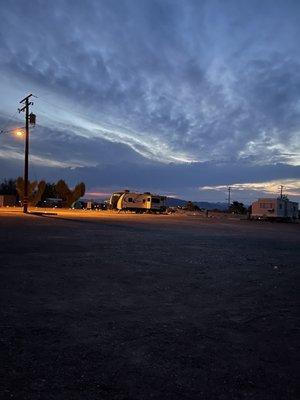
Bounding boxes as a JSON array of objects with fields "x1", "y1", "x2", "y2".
[
  {"x1": 0, "y1": 195, "x2": 17, "y2": 207},
  {"x1": 251, "y1": 197, "x2": 299, "y2": 220}
]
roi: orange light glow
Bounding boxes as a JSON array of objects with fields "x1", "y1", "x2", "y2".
[{"x1": 15, "y1": 130, "x2": 24, "y2": 137}]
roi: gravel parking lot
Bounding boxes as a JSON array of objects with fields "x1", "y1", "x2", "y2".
[{"x1": 0, "y1": 210, "x2": 299, "y2": 399}]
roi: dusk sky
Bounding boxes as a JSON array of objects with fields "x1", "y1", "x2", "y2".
[{"x1": 0, "y1": 0, "x2": 299, "y2": 202}]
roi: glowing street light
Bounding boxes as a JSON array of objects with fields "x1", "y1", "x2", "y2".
[{"x1": 15, "y1": 130, "x2": 24, "y2": 137}]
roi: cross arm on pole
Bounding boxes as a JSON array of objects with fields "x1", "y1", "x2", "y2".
[
  {"x1": 19, "y1": 94, "x2": 33, "y2": 104},
  {"x1": 18, "y1": 102, "x2": 33, "y2": 113}
]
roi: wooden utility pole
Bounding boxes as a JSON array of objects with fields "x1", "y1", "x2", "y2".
[
  {"x1": 18, "y1": 94, "x2": 35, "y2": 213},
  {"x1": 228, "y1": 186, "x2": 231, "y2": 210},
  {"x1": 279, "y1": 185, "x2": 284, "y2": 199}
]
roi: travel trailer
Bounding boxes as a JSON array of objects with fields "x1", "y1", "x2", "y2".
[
  {"x1": 109, "y1": 191, "x2": 166, "y2": 213},
  {"x1": 251, "y1": 197, "x2": 298, "y2": 220}
]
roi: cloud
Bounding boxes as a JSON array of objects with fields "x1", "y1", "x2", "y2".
[
  {"x1": 200, "y1": 179, "x2": 300, "y2": 203},
  {"x1": 1, "y1": 142, "x2": 299, "y2": 201}
]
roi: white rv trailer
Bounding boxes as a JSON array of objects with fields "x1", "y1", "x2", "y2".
[
  {"x1": 109, "y1": 191, "x2": 166, "y2": 213},
  {"x1": 251, "y1": 197, "x2": 298, "y2": 220}
]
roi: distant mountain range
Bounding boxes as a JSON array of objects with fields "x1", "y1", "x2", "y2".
[
  {"x1": 165, "y1": 197, "x2": 228, "y2": 210},
  {"x1": 83, "y1": 195, "x2": 229, "y2": 210}
]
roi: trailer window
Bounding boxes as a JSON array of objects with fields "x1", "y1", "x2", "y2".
[
  {"x1": 151, "y1": 198, "x2": 160, "y2": 204},
  {"x1": 128, "y1": 198, "x2": 133, "y2": 202},
  {"x1": 260, "y1": 203, "x2": 273, "y2": 209}
]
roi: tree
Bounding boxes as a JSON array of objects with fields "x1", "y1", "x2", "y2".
[
  {"x1": 0, "y1": 179, "x2": 17, "y2": 195},
  {"x1": 55, "y1": 180, "x2": 70, "y2": 201},
  {"x1": 41, "y1": 182, "x2": 57, "y2": 201},
  {"x1": 31, "y1": 180, "x2": 46, "y2": 205},
  {"x1": 55, "y1": 180, "x2": 85, "y2": 208},
  {"x1": 184, "y1": 201, "x2": 200, "y2": 211},
  {"x1": 73, "y1": 182, "x2": 86, "y2": 203},
  {"x1": 229, "y1": 201, "x2": 247, "y2": 214},
  {"x1": 16, "y1": 177, "x2": 46, "y2": 206},
  {"x1": 16, "y1": 177, "x2": 36, "y2": 203}
]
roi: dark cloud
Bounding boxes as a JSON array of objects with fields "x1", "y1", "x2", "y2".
[{"x1": 1, "y1": 129, "x2": 299, "y2": 201}]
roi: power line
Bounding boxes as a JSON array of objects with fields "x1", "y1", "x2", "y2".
[
  {"x1": 37, "y1": 96, "x2": 90, "y2": 121},
  {"x1": 37, "y1": 95, "x2": 117, "y2": 132},
  {"x1": 0, "y1": 110, "x2": 21, "y2": 134},
  {"x1": 0, "y1": 126, "x2": 25, "y2": 136}
]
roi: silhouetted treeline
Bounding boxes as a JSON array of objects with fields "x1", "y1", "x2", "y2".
[
  {"x1": 0, "y1": 179, "x2": 18, "y2": 195},
  {"x1": 229, "y1": 201, "x2": 247, "y2": 214},
  {"x1": 0, "y1": 178, "x2": 85, "y2": 207}
]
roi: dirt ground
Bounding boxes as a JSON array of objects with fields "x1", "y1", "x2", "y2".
[{"x1": 0, "y1": 209, "x2": 299, "y2": 399}]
